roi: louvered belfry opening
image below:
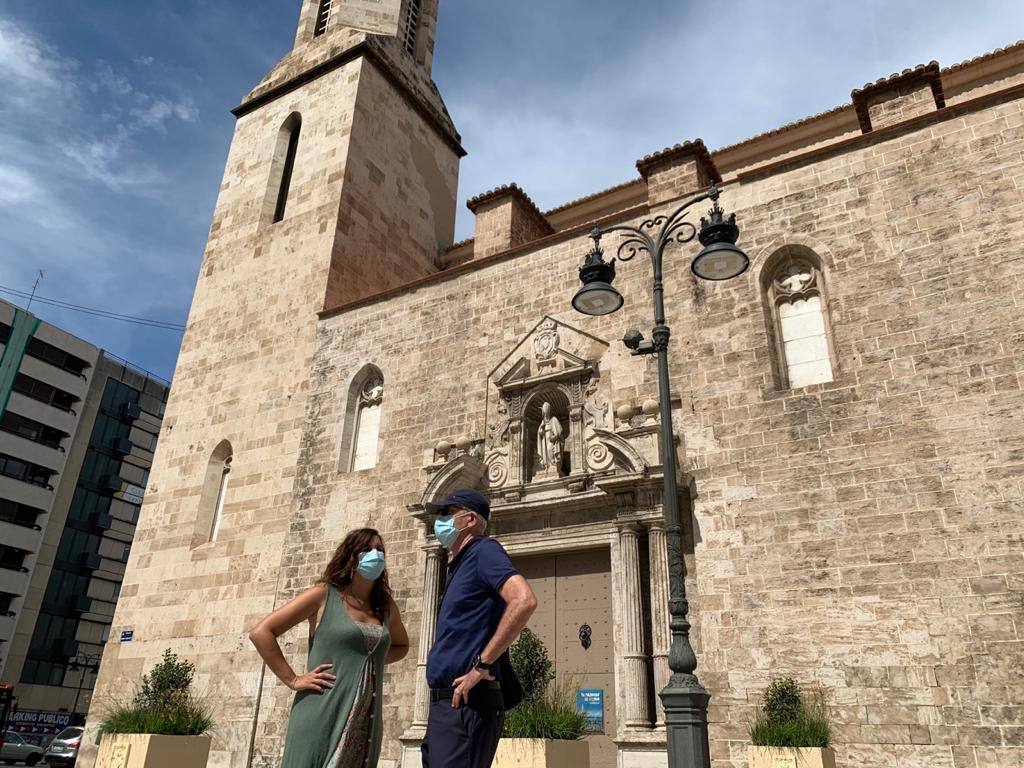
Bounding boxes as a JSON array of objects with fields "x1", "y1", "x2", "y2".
[
  {"x1": 314, "y1": 0, "x2": 333, "y2": 36},
  {"x1": 401, "y1": 0, "x2": 421, "y2": 55}
]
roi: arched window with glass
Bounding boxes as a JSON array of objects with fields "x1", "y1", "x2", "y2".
[
  {"x1": 762, "y1": 247, "x2": 836, "y2": 390},
  {"x1": 193, "y1": 440, "x2": 233, "y2": 547},
  {"x1": 342, "y1": 366, "x2": 385, "y2": 472}
]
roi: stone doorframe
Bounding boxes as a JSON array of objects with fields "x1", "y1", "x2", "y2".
[{"x1": 399, "y1": 464, "x2": 696, "y2": 765}]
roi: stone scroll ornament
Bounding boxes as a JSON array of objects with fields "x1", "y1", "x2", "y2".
[{"x1": 582, "y1": 378, "x2": 614, "y2": 473}]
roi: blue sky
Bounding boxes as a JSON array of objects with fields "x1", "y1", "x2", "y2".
[{"x1": 1, "y1": 1, "x2": 1021, "y2": 381}]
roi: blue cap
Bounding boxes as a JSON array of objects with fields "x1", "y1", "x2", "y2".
[{"x1": 425, "y1": 488, "x2": 491, "y2": 520}]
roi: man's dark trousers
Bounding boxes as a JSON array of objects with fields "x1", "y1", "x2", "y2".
[{"x1": 421, "y1": 691, "x2": 505, "y2": 768}]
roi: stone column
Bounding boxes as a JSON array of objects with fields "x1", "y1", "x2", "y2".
[
  {"x1": 412, "y1": 545, "x2": 444, "y2": 727},
  {"x1": 647, "y1": 519, "x2": 671, "y2": 727},
  {"x1": 617, "y1": 523, "x2": 652, "y2": 728}
]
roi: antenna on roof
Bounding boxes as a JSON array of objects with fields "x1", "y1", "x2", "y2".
[{"x1": 27, "y1": 270, "x2": 44, "y2": 310}]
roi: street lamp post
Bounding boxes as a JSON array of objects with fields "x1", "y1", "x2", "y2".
[
  {"x1": 572, "y1": 186, "x2": 748, "y2": 768},
  {"x1": 68, "y1": 654, "x2": 101, "y2": 716}
]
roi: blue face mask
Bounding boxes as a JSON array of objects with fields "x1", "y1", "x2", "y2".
[
  {"x1": 433, "y1": 514, "x2": 466, "y2": 550},
  {"x1": 356, "y1": 549, "x2": 386, "y2": 581}
]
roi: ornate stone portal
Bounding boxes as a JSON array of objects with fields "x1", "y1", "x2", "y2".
[{"x1": 401, "y1": 317, "x2": 686, "y2": 768}]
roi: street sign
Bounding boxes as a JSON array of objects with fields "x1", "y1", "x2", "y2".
[
  {"x1": 120, "y1": 629, "x2": 134, "y2": 642},
  {"x1": 576, "y1": 688, "x2": 604, "y2": 732}
]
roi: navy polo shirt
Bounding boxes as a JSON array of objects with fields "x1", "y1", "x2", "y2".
[{"x1": 426, "y1": 536, "x2": 518, "y2": 688}]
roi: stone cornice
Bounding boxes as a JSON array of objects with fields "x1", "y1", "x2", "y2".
[{"x1": 231, "y1": 41, "x2": 467, "y2": 158}]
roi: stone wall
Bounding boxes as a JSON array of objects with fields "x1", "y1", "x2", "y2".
[
  {"x1": 278, "y1": 86, "x2": 1024, "y2": 768},
  {"x1": 79, "y1": 45, "x2": 459, "y2": 768}
]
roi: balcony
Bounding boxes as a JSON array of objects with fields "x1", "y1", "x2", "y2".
[
  {"x1": 0, "y1": 431, "x2": 67, "y2": 475},
  {"x1": 0, "y1": 473, "x2": 53, "y2": 510},
  {"x1": 20, "y1": 355, "x2": 90, "y2": 400},
  {"x1": 7, "y1": 392, "x2": 78, "y2": 435},
  {"x1": 0, "y1": 567, "x2": 29, "y2": 596},
  {"x1": 0, "y1": 520, "x2": 42, "y2": 553}
]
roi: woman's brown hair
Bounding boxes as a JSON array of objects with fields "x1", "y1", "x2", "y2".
[{"x1": 319, "y1": 528, "x2": 392, "y2": 621}]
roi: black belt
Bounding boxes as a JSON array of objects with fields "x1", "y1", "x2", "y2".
[{"x1": 430, "y1": 680, "x2": 503, "y2": 707}]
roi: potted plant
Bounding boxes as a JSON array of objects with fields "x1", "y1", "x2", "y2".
[
  {"x1": 493, "y1": 628, "x2": 589, "y2": 768},
  {"x1": 748, "y1": 677, "x2": 835, "y2": 768},
  {"x1": 94, "y1": 649, "x2": 213, "y2": 768}
]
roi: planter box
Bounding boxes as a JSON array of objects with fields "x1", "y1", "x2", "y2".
[
  {"x1": 493, "y1": 738, "x2": 589, "y2": 768},
  {"x1": 748, "y1": 746, "x2": 836, "y2": 768},
  {"x1": 96, "y1": 734, "x2": 211, "y2": 768}
]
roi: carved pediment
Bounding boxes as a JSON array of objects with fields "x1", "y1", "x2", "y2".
[{"x1": 489, "y1": 317, "x2": 609, "y2": 390}]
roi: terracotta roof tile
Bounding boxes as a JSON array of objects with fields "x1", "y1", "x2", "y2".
[
  {"x1": 941, "y1": 40, "x2": 1024, "y2": 74},
  {"x1": 850, "y1": 61, "x2": 944, "y2": 132},
  {"x1": 544, "y1": 178, "x2": 644, "y2": 216}
]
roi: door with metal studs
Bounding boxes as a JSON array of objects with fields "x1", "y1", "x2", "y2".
[{"x1": 513, "y1": 548, "x2": 616, "y2": 768}]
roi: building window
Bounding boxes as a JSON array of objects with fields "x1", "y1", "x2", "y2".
[
  {"x1": 400, "y1": 0, "x2": 422, "y2": 56},
  {"x1": 210, "y1": 456, "x2": 231, "y2": 542},
  {"x1": 342, "y1": 367, "x2": 384, "y2": 472},
  {"x1": 0, "y1": 499, "x2": 44, "y2": 529},
  {"x1": 763, "y1": 249, "x2": 836, "y2": 389},
  {"x1": 0, "y1": 410, "x2": 67, "y2": 449},
  {"x1": 314, "y1": 0, "x2": 333, "y2": 36},
  {"x1": 193, "y1": 441, "x2": 233, "y2": 546},
  {"x1": 0, "y1": 452, "x2": 56, "y2": 488},
  {"x1": 271, "y1": 113, "x2": 302, "y2": 223},
  {"x1": 12, "y1": 373, "x2": 79, "y2": 413}
]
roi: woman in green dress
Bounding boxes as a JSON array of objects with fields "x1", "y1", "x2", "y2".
[{"x1": 249, "y1": 528, "x2": 410, "y2": 768}]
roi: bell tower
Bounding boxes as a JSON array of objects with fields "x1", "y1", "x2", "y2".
[{"x1": 79, "y1": 3, "x2": 461, "y2": 767}]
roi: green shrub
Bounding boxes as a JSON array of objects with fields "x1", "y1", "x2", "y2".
[
  {"x1": 508, "y1": 627, "x2": 554, "y2": 703},
  {"x1": 504, "y1": 630, "x2": 586, "y2": 740},
  {"x1": 503, "y1": 683, "x2": 588, "y2": 741},
  {"x1": 749, "y1": 677, "x2": 831, "y2": 749},
  {"x1": 99, "y1": 649, "x2": 213, "y2": 737}
]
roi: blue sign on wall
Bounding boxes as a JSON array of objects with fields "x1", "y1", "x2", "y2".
[
  {"x1": 576, "y1": 688, "x2": 604, "y2": 732},
  {"x1": 120, "y1": 629, "x2": 134, "y2": 642}
]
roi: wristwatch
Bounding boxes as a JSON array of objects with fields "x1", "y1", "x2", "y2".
[{"x1": 472, "y1": 653, "x2": 495, "y2": 673}]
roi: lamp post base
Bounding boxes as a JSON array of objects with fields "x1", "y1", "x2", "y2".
[{"x1": 660, "y1": 675, "x2": 712, "y2": 768}]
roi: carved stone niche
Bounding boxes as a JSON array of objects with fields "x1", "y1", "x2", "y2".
[{"x1": 480, "y1": 316, "x2": 648, "y2": 501}]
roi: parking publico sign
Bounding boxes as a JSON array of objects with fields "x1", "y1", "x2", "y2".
[{"x1": 10, "y1": 709, "x2": 75, "y2": 746}]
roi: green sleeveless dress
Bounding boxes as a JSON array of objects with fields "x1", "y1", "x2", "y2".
[{"x1": 280, "y1": 588, "x2": 391, "y2": 768}]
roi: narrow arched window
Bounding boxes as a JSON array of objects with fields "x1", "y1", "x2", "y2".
[
  {"x1": 400, "y1": 0, "x2": 422, "y2": 56},
  {"x1": 341, "y1": 367, "x2": 385, "y2": 472},
  {"x1": 210, "y1": 455, "x2": 231, "y2": 542},
  {"x1": 193, "y1": 440, "x2": 233, "y2": 547},
  {"x1": 314, "y1": 0, "x2": 333, "y2": 36},
  {"x1": 270, "y1": 113, "x2": 302, "y2": 224},
  {"x1": 351, "y1": 375, "x2": 384, "y2": 471},
  {"x1": 764, "y1": 250, "x2": 836, "y2": 389}
]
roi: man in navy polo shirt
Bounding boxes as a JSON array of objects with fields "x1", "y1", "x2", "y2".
[{"x1": 422, "y1": 488, "x2": 538, "y2": 768}]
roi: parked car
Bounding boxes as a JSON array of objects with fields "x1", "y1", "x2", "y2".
[
  {"x1": 0, "y1": 731, "x2": 43, "y2": 766},
  {"x1": 43, "y1": 726, "x2": 84, "y2": 767}
]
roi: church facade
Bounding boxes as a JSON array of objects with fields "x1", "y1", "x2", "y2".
[{"x1": 79, "y1": 3, "x2": 1024, "y2": 767}]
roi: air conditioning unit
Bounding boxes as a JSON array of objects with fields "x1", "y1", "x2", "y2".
[
  {"x1": 120, "y1": 402, "x2": 142, "y2": 421},
  {"x1": 100, "y1": 475, "x2": 122, "y2": 493},
  {"x1": 91, "y1": 513, "x2": 114, "y2": 531},
  {"x1": 79, "y1": 552, "x2": 102, "y2": 570},
  {"x1": 71, "y1": 595, "x2": 93, "y2": 614},
  {"x1": 112, "y1": 437, "x2": 133, "y2": 455}
]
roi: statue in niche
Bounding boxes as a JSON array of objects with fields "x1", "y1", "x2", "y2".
[{"x1": 535, "y1": 401, "x2": 565, "y2": 479}]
